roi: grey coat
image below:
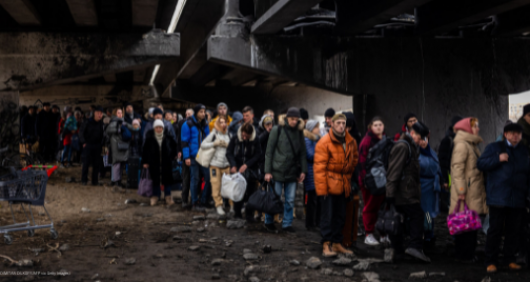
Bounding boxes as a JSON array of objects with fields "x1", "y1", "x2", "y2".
[{"x1": 106, "y1": 117, "x2": 134, "y2": 164}]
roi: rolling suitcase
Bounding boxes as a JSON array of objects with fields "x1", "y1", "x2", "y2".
[{"x1": 127, "y1": 156, "x2": 141, "y2": 189}]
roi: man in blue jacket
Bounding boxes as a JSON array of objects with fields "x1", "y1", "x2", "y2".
[
  {"x1": 477, "y1": 121, "x2": 530, "y2": 273},
  {"x1": 181, "y1": 104, "x2": 211, "y2": 211}
]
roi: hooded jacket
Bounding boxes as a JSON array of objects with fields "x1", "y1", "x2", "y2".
[
  {"x1": 303, "y1": 129, "x2": 320, "y2": 191},
  {"x1": 477, "y1": 140, "x2": 530, "y2": 208},
  {"x1": 450, "y1": 130, "x2": 487, "y2": 214},
  {"x1": 181, "y1": 115, "x2": 210, "y2": 160},
  {"x1": 358, "y1": 130, "x2": 383, "y2": 188},
  {"x1": 228, "y1": 111, "x2": 243, "y2": 138},
  {"x1": 201, "y1": 121, "x2": 231, "y2": 168},
  {"x1": 386, "y1": 134, "x2": 421, "y2": 205},
  {"x1": 226, "y1": 125, "x2": 262, "y2": 180},
  {"x1": 518, "y1": 117, "x2": 530, "y2": 154},
  {"x1": 141, "y1": 128, "x2": 178, "y2": 188},
  {"x1": 106, "y1": 117, "x2": 133, "y2": 164},
  {"x1": 264, "y1": 116, "x2": 308, "y2": 182},
  {"x1": 314, "y1": 129, "x2": 358, "y2": 197}
]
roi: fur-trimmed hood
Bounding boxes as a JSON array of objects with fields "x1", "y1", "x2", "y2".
[
  {"x1": 237, "y1": 124, "x2": 256, "y2": 142},
  {"x1": 303, "y1": 129, "x2": 319, "y2": 141},
  {"x1": 278, "y1": 115, "x2": 305, "y2": 131}
]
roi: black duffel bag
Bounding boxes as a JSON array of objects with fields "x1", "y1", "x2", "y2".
[
  {"x1": 247, "y1": 182, "x2": 283, "y2": 215},
  {"x1": 375, "y1": 203, "x2": 404, "y2": 236}
]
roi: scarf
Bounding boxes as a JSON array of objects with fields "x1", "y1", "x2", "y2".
[
  {"x1": 420, "y1": 143, "x2": 433, "y2": 158},
  {"x1": 155, "y1": 131, "x2": 164, "y2": 150},
  {"x1": 332, "y1": 129, "x2": 346, "y2": 151}
]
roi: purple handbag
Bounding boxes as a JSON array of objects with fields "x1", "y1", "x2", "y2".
[
  {"x1": 137, "y1": 168, "x2": 153, "y2": 197},
  {"x1": 447, "y1": 200, "x2": 482, "y2": 235}
]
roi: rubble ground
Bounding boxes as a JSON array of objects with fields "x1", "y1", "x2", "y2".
[{"x1": 0, "y1": 166, "x2": 528, "y2": 281}]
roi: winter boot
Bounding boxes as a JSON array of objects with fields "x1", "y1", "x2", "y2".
[
  {"x1": 322, "y1": 242, "x2": 338, "y2": 258},
  {"x1": 150, "y1": 196, "x2": 158, "y2": 206},
  {"x1": 165, "y1": 196, "x2": 175, "y2": 206},
  {"x1": 332, "y1": 243, "x2": 354, "y2": 255}
]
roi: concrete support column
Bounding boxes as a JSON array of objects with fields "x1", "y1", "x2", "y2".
[
  {"x1": 215, "y1": 0, "x2": 248, "y2": 38},
  {"x1": 0, "y1": 91, "x2": 20, "y2": 150}
]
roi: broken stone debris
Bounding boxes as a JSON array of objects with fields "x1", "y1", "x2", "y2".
[
  {"x1": 353, "y1": 261, "x2": 370, "y2": 270},
  {"x1": 344, "y1": 269, "x2": 354, "y2": 277},
  {"x1": 243, "y1": 253, "x2": 259, "y2": 260},
  {"x1": 305, "y1": 257, "x2": 322, "y2": 269},
  {"x1": 81, "y1": 207, "x2": 90, "y2": 213},
  {"x1": 170, "y1": 226, "x2": 191, "y2": 233},
  {"x1": 226, "y1": 220, "x2": 246, "y2": 229},
  {"x1": 409, "y1": 271, "x2": 427, "y2": 279},
  {"x1": 211, "y1": 259, "x2": 224, "y2": 266},
  {"x1": 124, "y1": 258, "x2": 136, "y2": 265},
  {"x1": 125, "y1": 199, "x2": 137, "y2": 204},
  {"x1": 188, "y1": 245, "x2": 200, "y2": 251},
  {"x1": 289, "y1": 260, "x2": 300, "y2": 266},
  {"x1": 332, "y1": 257, "x2": 352, "y2": 266},
  {"x1": 193, "y1": 215, "x2": 206, "y2": 221}
]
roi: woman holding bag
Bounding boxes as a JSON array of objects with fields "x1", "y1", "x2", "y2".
[
  {"x1": 106, "y1": 108, "x2": 133, "y2": 187},
  {"x1": 142, "y1": 120, "x2": 178, "y2": 206},
  {"x1": 201, "y1": 117, "x2": 231, "y2": 215},
  {"x1": 226, "y1": 123, "x2": 262, "y2": 221},
  {"x1": 450, "y1": 117, "x2": 487, "y2": 263}
]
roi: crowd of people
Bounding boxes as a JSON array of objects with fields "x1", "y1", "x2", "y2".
[{"x1": 18, "y1": 101, "x2": 530, "y2": 272}]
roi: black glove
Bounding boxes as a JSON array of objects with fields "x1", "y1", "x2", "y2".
[{"x1": 386, "y1": 197, "x2": 395, "y2": 205}]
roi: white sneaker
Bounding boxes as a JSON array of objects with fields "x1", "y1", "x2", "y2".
[
  {"x1": 216, "y1": 206, "x2": 226, "y2": 215},
  {"x1": 380, "y1": 235, "x2": 391, "y2": 244},
  {"x1": 364, "y1": 234, "x2": 380, "y2": 246},
  {"x1": 229, "y1": 206, "x2": 234, "y2": 214}
]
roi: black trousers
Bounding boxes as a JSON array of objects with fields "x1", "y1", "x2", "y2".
[
  {"x1": 390, "y1": 203, "x2": 424, "y2": 253},
  {"x1": 234, "y1": 179, "x2": 259, "y2": 219},
  {"x1": 454, "y1": 230, "x2": 477, "y2": 260},
  {"x1": 40, "y1": 137, "x2": 56, "y2": 162},
  {"x1": 320, "y1": 194, "x2": 346, "y2": 244},
  {"x1": 305, "y1": 190, "x2": 320, "y2": 228},
  {"x1": 81, "y1": 144, "x2": 102, "y2": 185},
  {"x1": 181, "y1": 163, "x2": 191, "y2": 204},
  {"x1": 485, "y1": 206, "x2": 524, "y2": 266}
]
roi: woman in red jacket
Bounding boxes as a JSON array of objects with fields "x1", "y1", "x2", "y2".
[{"x1": 358, "y1": 116, "x2": 387, "y2": 246}]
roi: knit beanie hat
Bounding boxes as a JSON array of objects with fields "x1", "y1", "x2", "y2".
[
  {"x1": 260, "y1": 115, "x2": 274, "y2": 128},
  {"x1": 153, "y1": 119, "x2": 164, "y2": 129},
  {"x1": 148, "y1": 107, "x2": 155, "y2": 116},
  {"x1": 299, "y1": 108, "x2": 309, "y2": 120},
  {"x1": 504, "y1": 120, "x2": 523, "y2": 133},
  {"x1": 412, "y1": 121, "x2": 430, "y2": 138},
  {"x1": 194, "y1": 104, "x2": 206, "y2": 115},
  {"x1": 453, "y1": 117, "x2": 474, "y2": 134},
  {"x1": 332, "y1": 113, "x2": 347, "y2": 122},
  {"x1": 524, "y1": 104, "x2": 530, "y2": 117},
  {"x1": 324, "y1": 108, "x2": 335, "y2": 118},
  {"x1": 305, "y1": 120, "x2": 319, "y2": 132},
  {"x1": 217, "y1": 102, "x2": 228, "y2": 111},
  {"x1": 404, "y1": 113, "x2": 417, "y2": 124},
  {"x1": 286, "y1": 107, "x2": 300, "y2": 118},
  {"x1": 153, "y1": 108, "x2": 163, "y2": 117},
  {"x1": 344, "y1": 112, "x2": 355, "y2": 128},
  {"x1": 132, "y1": 120, "x2": 140, "y2": 127}
]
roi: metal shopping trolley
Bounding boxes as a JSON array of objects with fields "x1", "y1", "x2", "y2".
[{"x1": 0, "y1": 167, "x2": 58, "y2": 244}]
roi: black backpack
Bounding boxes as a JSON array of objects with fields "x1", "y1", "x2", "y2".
[{"x1": 364, "y1": 137, "x2": 411, "y2": 196}]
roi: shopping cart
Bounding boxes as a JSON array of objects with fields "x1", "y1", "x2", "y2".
[{"x1": 0, "y1": 168, "x2": 58, "y2": 244}]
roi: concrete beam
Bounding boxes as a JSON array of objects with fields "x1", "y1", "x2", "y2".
[
  {"x1": 251, "y1": 0, "x2": 324, "y2": 34},
  {"x1": 207, "y1": 34, "x2": 353, "y2": 94},
  {"x1": 104, "y1": 74, "x2": 117, "y2": 83},
  {"x1": 65, "y1": 0, "x2": 98, "y2": 26},
  {"x1": 132, "y1": 0, "x2": 159, "y2": 27},
  {"x1": 0, "y1": 0, "x2": 41, "y2": 25},
  {"x1": 492, "y1": 4, "x2": 530, "y2": 36},
  {"x1": 416, "y1": 0, "x2": 530, "y2": 34},
  {"x1": 153, "y1": 0, "x2": 224, "y2": 96},
  {"x1": 335, "y1": 0, "x2": 432, "y2": 34},
  {"x1": 0, "y1": 30, "x2": 180, "y2": 91}
]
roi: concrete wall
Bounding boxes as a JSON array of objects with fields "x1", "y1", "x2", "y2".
[
  {"x1": 0, "y1": 91, "x2": 20, "y2": 150},
  {"x1": 172, "y1": 84, "x2": 353, "y2": 121},
  {"x1": 347, "y1": 38, "x2": 511, "y2": 150}
]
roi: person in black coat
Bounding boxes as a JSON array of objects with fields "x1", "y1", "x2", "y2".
[
  {"x1": 477, "y1": 121, "x2": 530, "y2": 273},
  {"x1": 79, "y1": 107, "x2": 105, "y2": 186},
  {"x1": 226, "y1": 123, "x2": 262, "y2": 221},
  {"x1": 35, "y1": 103, "x2": 57, "y2": 162},
  {"x1": 437, "y1": 115, "x2": 463, "y2": 211},
  {"x1": 142, "y1": 120, "x2": 178, "y2": 207},
  {"x1": 21, "y1": 106, "x2": 37, "y2": 144},
  {"x1": 124, "y1": 103, "x2": 141, "y2": 125}
]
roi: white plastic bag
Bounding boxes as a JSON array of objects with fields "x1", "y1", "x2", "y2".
[{"x1": 221, "y1": 173, "x2": 247, "y2": 202}]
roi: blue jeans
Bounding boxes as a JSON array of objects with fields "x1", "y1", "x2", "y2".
[
  {"x1": 61, "y1": 145, "x2": 72, "y2": 163},
  {"x1": 153, "y1": 184, "x2": 173, "y2": 198},
  {"x1": 265, "y1": 181, "x2": 296, "y2": 228},
  {"x1": 190, "y1": 159, "x2": 211, "y2": 205}
]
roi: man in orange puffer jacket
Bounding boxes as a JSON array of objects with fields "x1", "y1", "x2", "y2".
[{"x1": 314, "y1": 113, "x2": 359, "y2": 257}]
